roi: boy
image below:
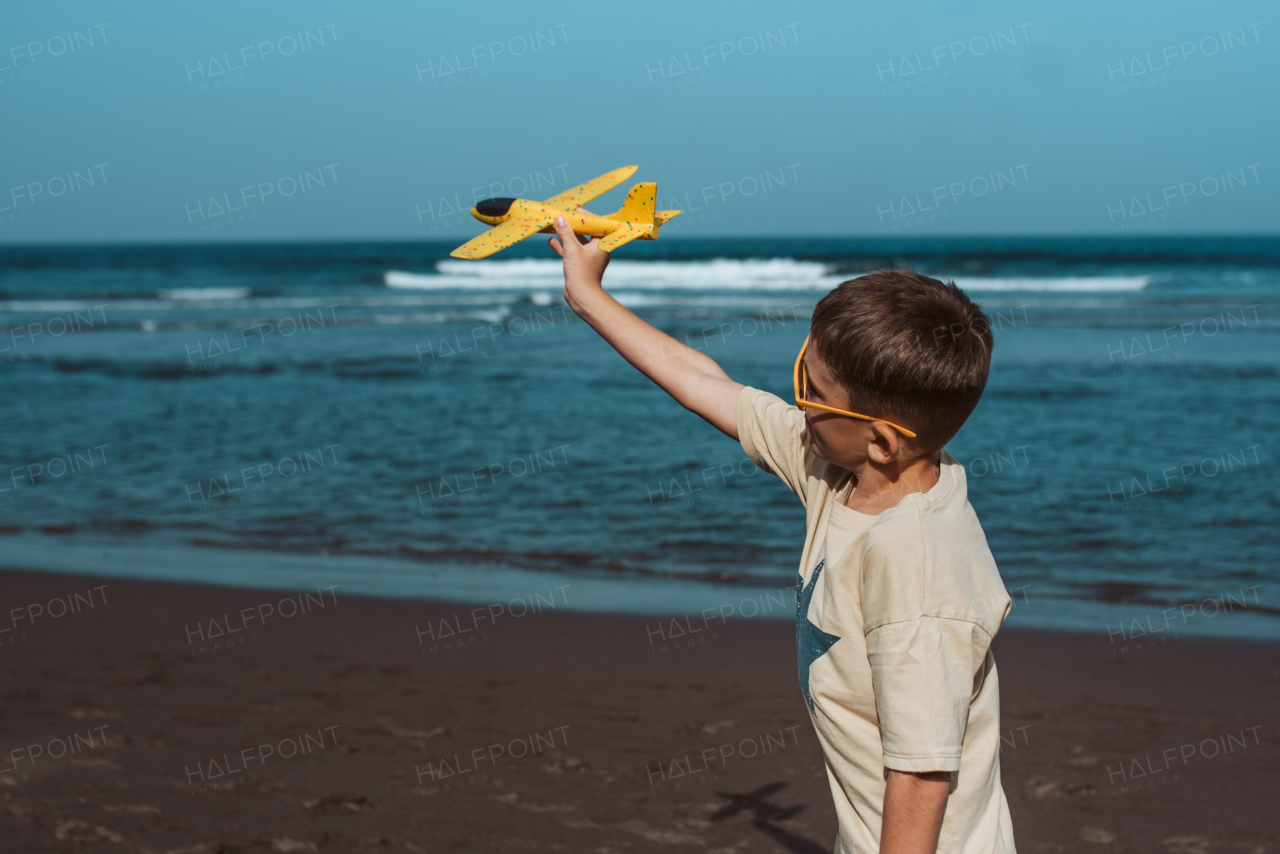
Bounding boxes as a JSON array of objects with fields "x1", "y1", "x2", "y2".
[{"x1": 549, "y1": 217, "x2": 1015, "y2": 854}]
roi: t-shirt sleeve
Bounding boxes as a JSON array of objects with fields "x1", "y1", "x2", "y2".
[
  {"x1": 735, "y1": 386, "x2": 810, "y2": 502},
  {"x1": 861, "y1": 527, "x2": 995, "y2": 773},
  {"x1": 865, "y1": 617, "x2": 992, "y2": 772}
]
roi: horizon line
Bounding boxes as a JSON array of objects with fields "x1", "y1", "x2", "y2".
[{"x1": 2, "y1": 233, "x2": 1279, "y2": 250}]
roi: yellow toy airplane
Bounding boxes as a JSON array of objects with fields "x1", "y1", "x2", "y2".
[{"x1": 449, "y1": 165, "x2": 681, "y2": 259}]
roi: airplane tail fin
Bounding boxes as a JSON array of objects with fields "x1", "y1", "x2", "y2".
[
  {"x1": 608, "y1": 183, "x2": 656, "y2": 224},
  {"x1": 654, "y1": 210, "x2": 681, "y2": 226}
]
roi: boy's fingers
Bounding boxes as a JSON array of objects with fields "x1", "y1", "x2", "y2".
[
  {"x1": 548, "y1": 237, "x2": 564, "y2": 257},
  {"x1": 553, "y1": 216, "x2": 575, "y2": 252}
]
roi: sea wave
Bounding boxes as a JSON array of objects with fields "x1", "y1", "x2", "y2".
[
  {"x1": 611, "y1": 293, "x2": 816, "y2": 308},
  {"x1": 0, "y1": 294, "x2": 526, "y2": 314},
  {"x1": 386, "y1": 260, "x2": 1152, "y2": 293},
  {"x1": 157, "y1": 287, "x2": 252, "y2": 300},
  {"x1": 126, "y1": 310, "x2": 514, "y2": 332},
  {"x1": 388, "y1": 258, "x2": 836, "y2": 290},
  {"x1": 952, "y1": 276, "x2": 1149, "y2": 292}
]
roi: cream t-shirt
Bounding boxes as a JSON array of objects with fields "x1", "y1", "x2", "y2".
[{"x1": 736, "y1": 386, "x2": 1016, "y2": 854}]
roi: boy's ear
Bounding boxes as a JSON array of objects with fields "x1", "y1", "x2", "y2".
[{"x1": 867, "y1": 422, "x2": 900, "y2": 465}]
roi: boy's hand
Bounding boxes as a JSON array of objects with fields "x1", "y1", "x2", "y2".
[{"x1": 549, "y1": 216, "x2": 610, "y2": 297}]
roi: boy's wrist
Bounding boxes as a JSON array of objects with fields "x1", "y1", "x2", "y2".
[
  {"x1": 563, "y1": 274, "x2": 603, "y2": 299},
  {"x1": 565, "y1": 272, "x2": 602, "y2": 287}
]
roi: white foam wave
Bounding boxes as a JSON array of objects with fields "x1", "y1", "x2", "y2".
[
  {"x1": 157, "y1": 287, "x2": 252, "y2": 300},
  {"x1": 133, "y1": 310, "x2": 514, "y2": 332},
  {"x1": 612, "y1": 293, "x2": 815, "y2": 309},
  {"x1": 951, "y1": 276, "x2": 1150, "y2": 292},
  {"x1": 366, "y1": 310, "x2": 509, "y2": 325},
  {"x1": 388, "y1": 261, "x2": 1152, "y2": 294},
  {"x1": 0, "y1": 300, "x2": 112, "y2": 313},
  {"x1": 0, "y1": 294, "x2": 524, "y2": 314},
  {"x1": 388, "y1": 258, "x2": 839, "y2": 291}
]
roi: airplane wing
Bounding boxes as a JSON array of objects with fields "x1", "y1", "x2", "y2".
[
  {"x1": 597, "y1": 224, "x2": 649, "y2": 252},
  {"x1": 450, "y1": 210, "x2": 556, "y2": 259},
  {"x1": 543, "y1": 166, "x2": 638, "y2": 211}
]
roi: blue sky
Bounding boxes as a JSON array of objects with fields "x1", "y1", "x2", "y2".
[{"x1": 1, "y1": 0, "x2": 1276, "y2": 242}]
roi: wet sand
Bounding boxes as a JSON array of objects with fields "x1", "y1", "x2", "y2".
[{"x1": 0, "y1": 568, "x2": 1275, "y2": 854}]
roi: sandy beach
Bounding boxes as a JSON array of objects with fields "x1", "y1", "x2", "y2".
[{"x1": 0, "y1": 567, "x2": 1275, "y2": 854}]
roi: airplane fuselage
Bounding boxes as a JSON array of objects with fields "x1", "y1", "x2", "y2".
[{"x1": 471, "y1": 198, "x2": 654, "y2": 238}]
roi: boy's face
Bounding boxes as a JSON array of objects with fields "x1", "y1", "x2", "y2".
[{"x1": 802, "y1": 343, "x2": 902, "y2": 472}]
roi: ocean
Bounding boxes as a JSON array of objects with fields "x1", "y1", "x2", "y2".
[{"x1": 1, "y1": 237, "x2": 1276, "y2": 638}]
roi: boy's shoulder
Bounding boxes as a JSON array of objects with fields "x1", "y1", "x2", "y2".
[{"x1": 857, "y1": 455, "x2": 1010, "y2": 637}]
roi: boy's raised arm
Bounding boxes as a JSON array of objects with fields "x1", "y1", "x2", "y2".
[{"x1": 550, "y1": 216, "x2": 744, "y2": 439}]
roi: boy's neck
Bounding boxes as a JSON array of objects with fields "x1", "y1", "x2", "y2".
[{"x1": 842, "y1": 451, "x2": 942, "y2": 515}]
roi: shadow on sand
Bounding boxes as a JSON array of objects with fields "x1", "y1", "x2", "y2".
[{"x1": 711, "y1": 782, "x2": 831, "y2": 854}]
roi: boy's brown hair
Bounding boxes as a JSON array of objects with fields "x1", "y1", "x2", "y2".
[{"x1": 808, "y1": 270, "x2": 993, "y2": 451}]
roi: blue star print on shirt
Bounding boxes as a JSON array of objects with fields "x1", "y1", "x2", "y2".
[{"x1": 797, "y1": 559, "x2": 842, "y2": 713}]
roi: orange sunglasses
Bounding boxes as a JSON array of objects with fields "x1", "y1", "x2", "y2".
[{"x1": 793, "y1": 336, "x2": 917, "y2": 438}]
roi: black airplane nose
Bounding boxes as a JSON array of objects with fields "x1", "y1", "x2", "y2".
[{"x1": 475, "y1": 198, "x2": 516, "y2": 217}]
